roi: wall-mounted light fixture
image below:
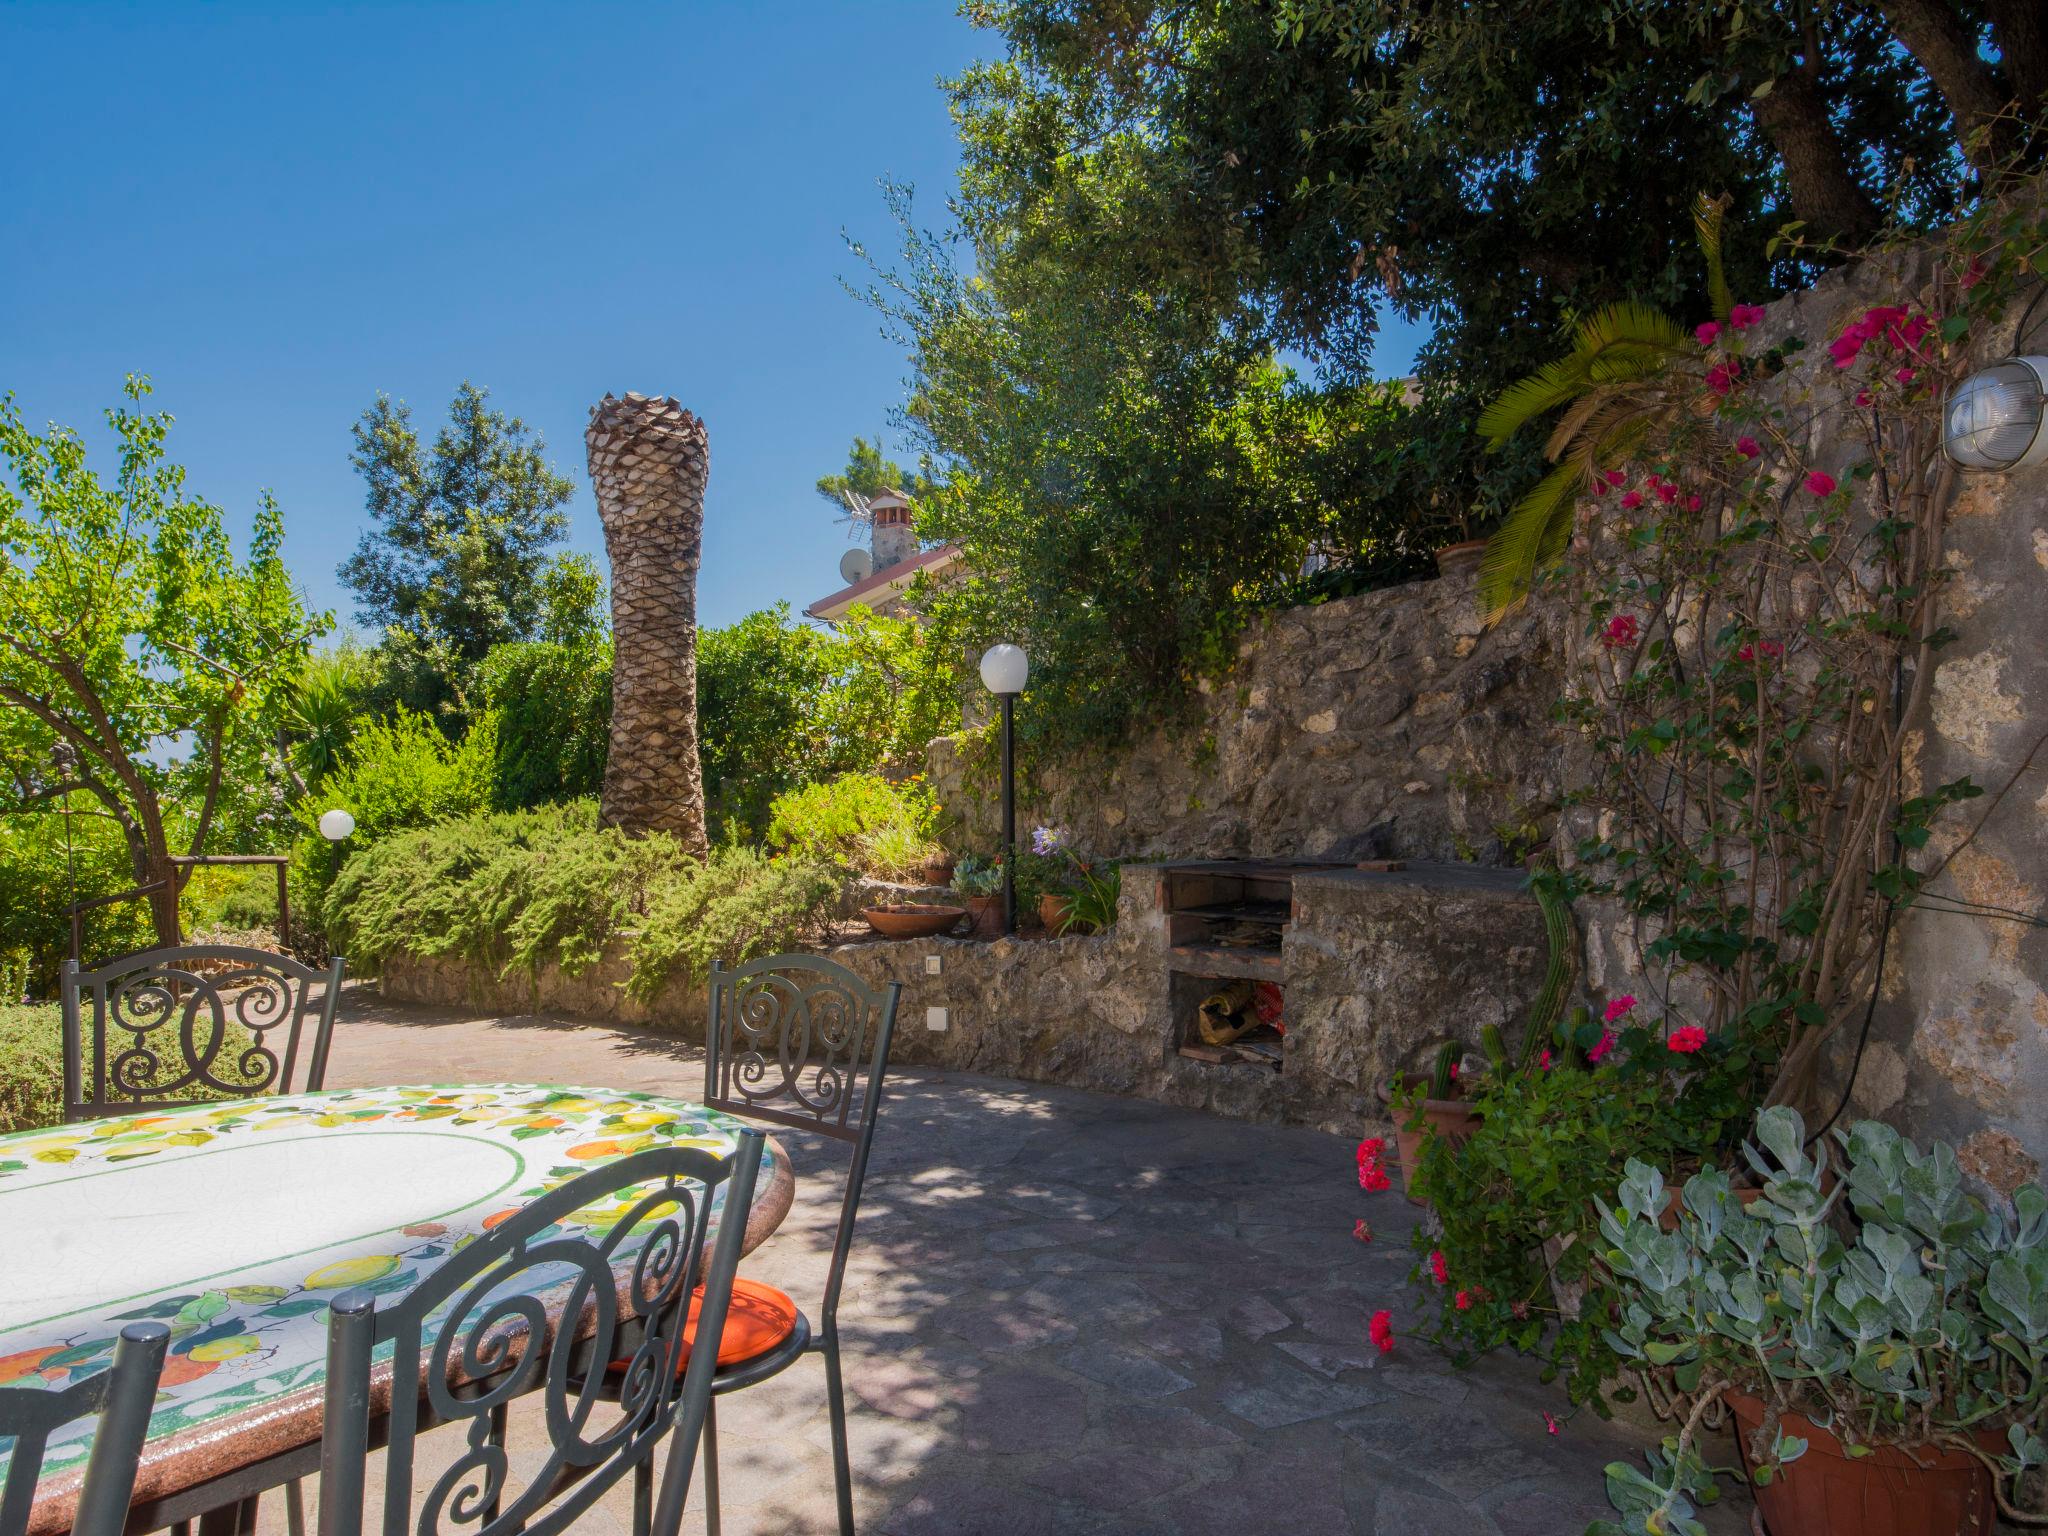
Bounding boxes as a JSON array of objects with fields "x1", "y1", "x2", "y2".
[{"x1": 1941, "y1": 356, "x2": 2048, "y2": 472}]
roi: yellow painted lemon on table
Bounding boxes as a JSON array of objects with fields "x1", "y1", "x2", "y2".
[
  {"x1": 187, "y1": 1334, "x2": 261, "y2": 1362},
  {"x1": 304, "y1": 1254, "x2": 401, "y2": 1290}
]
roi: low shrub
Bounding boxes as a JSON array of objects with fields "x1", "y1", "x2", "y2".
[
  {"x1": 0, "y1": 1004, "x2": 62, "y2": 1133},
  {"x1": 765, "y1": 773, "x2": 938, "y2": 881},
  {"x1": 325, "y1": 803, "x2": 840, "y2": 1004},
  {"x1": 626, "y1": 849, "x2": 841, "y2": 1002}
]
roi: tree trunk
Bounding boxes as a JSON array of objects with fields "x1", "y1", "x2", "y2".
[
  {"x1": 585, "y1": 393, "x2": 711, "y2": 856},
  {"x1": 1875, "y1": 0, "x2": 2010, "y2": 163},
  {"x1": 1985, "y1": 0, "x2": 2047, "y2": 125},
  {"x1": 143, "y1": 852, "x2": 184, "y2": 951},
  {"x1": 1751, "y1": 67, "x2": 1882, "y2": 244}
]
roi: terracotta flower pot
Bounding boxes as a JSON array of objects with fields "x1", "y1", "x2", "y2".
[
  {"x1": 1726, "y1": 1390, "x2": 1998, "y2": 1536},
  {"x1": 964, "y1": 894, "x2": 1004, "y2": 938},
  {"x1": 922, "y1": 855, "x2": 956, "y2": 886},
  {"x1": 1433, "y1": 539, "x2": 1488, "y2": 578},
  {"x1": 863, "y1": 904, "x2": 968, "y2": 941},
  {"x1": 1392, "y1": 1095, "x2": 1482, "y2": 1204},
  {"x1": 1038, "y1": 892, "x2": 1075, "y2": 934}
]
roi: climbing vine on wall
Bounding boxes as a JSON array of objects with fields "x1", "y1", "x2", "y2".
[{"x1": 1550, "y1": 177, "x2": 2048, "y2": 1118}]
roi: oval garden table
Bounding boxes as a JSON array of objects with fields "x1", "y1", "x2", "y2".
[{"x1": 0, "y1": 1083, "x2": 794, "y2": 1536}]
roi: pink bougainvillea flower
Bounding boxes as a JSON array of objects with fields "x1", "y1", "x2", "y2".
[
  {"x1": 1895, "y1": 367, "x2": 1916, "y2": 385},
  {"x1": 1429, "y1": 1249, "x2": 1449, "y2": 1285},
  {"x1": 1603, "y1": 994, "x2": 1638, "y2": 1023},
  {"x1": 1729, "y1": 303, "x2": 1766, "y2": 330},
  {"x1": 1685, "y1": 494, "x2": 1703, "y2": 511},
  {"x1": 1601, "y1": 614, "x2": 1640, "y2": 649},
  {"x1": 1353, "y1": 1219, "x2": 1373, "y2": 1243},
  {"x1": 1856, "y1": 390, "x2": 1874, "y2": 407},
  {"x1": 1588, "y1": 1030, "x2": 1617, "y2": 1065},
  {"x1": 1735, "y1": 435, "x2": 1761, "y2": 459},
  {"x1": 1695, "y1": 320, "x2": 1723, "y2": 347},
  {"x1": 1369, "y1": 1310, "x2": 1395, "y2": 1354},
  {"x1": 1804, "y1": 470, "x2": 1837, "y2": 497},
  {"x1": 1619, "y1": 490, "x2": 1644, "y2": 510},
  {"x1": 1454, "y1": 1289, "x2": 1473, "y2": 1311},
  {"x1": 1653, "y1": 481, "x2": 1678, "y2": 504},
  {"x1": 1668, "y1": 1026, "x2": 1709, "y2": 1054},
  {"x1": 1705, "y1": 360, "x2": 1739, "y2": 396},
  {"x1": 1960, "y1": 256, "x2": 1989, "y2": 290},
  {"x1": 1603, "y1": 469, "x2": 1626, "y2": 487}
]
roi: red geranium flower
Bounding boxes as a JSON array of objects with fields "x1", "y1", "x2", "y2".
[
  {"x1": 1369, "y1": 1310, "x2": 1395, "y2": 1354},
  {"x1": 1603, "y1": 994, "x2": 1638, "y2": 1023},
  {"x1": 1429, "y1": 1249, "x2": 1449, "y2": 1285},
  {"x1": 1668, "y1": 1026, "x2": 1709, "y2": 1054}
]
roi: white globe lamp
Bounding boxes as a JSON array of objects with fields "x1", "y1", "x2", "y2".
[
  {"x1": 318, "y1": 808, "x2": 357, "y2": 843},
  {"x1": 978, "y1": 643, "x2": 1029, "y2": 696}
]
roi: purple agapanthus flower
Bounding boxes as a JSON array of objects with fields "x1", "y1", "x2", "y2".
[{"x1": 1031, "y1": 825, "x2": 1066, "y2": 856}]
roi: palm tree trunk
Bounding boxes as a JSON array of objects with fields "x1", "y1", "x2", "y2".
[{"x1": 585, "y1": 392, "x2": 711, "y2": 857}]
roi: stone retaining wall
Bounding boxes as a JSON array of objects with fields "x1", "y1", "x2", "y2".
[{"x1": 378, "y1": 861, "x2": 1549, "y2": 1136}]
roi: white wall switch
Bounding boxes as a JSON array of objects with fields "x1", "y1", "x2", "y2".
[
  {"x1": 926, "y1": 1006, "x2": 949, "y2": 1032},
  {"x1": 924, "y1": 954, "x2": 943, "y2": 976}
]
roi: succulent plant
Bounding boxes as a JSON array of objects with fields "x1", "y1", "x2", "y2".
[{"x1": 1588, "y1": 1106, "x2": 2048, "y2": 1535}]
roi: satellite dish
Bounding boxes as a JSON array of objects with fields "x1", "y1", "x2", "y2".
[{"x1": 839, "y1": 548, "x2": 874, "y2": 584}]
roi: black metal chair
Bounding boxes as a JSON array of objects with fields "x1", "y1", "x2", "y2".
[
  {"x1": 692, "y1": 954, "x2": 901, "y2": 1536},
  {"x1": 60, "y1": 946, "x2": 347, "y2": 1122},
  {"x1": 0, "y1": 1322, "x2": 169, "y2": 1536},
  {"x1": 318, "y1": 1133, "x2": 765, "y2": 1536}
]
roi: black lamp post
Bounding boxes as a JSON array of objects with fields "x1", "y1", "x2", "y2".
[{"x1": 978, "y1": 643, "x2": 1029, "y2": 934}]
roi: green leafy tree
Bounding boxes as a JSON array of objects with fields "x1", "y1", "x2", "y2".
[
  {"x1": 0, "y1": 378, "x2": 321, "y2": 948},
  {"x1": 340, "y1": 382, "x2": 576, "y2": 722},
  {"x1": 475, "y1": 638, "x2": 612, "y2": 809},
  {"x1": 813, "y1": 436, "x2": 929, "y2": 512}
]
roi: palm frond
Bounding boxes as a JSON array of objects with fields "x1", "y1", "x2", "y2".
[
  {"x1": 1475, "y1": 354, "x2": 1598, "y2": 448},
  {"x1": 1693, "y1": 193, "x2": 1733, "y2": 324},
  {"x1": 1477, "y1": 461, "x2": 1583, "y2": 618},
  {"x1": 1568, "y1": 301, "x2": 1689, "y2": 360}
]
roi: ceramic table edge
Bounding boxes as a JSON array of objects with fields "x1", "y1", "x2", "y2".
[{"x1": 16, "y1": 1085, "x2": 795, "y2": 1536}]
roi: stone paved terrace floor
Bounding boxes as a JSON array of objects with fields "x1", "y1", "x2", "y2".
[{"x1": 294, "y1": 985, "x2": 1754, "y2": 1535}]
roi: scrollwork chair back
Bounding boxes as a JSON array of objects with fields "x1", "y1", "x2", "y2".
[
  {"x1": 317, "y1": 1133, "x2": 765, "y2": 1536},
  {"x1": 0, "y1": 1322, "x2": 169, "y2": 1536},
  {"x1": 704, "y1": 954, "x2": 899, "y2": 1320},
  {"x1": 60, "y1": 946, "x2": 347, "y2": 1122}
]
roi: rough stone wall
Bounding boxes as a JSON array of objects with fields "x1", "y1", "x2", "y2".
[
  {"x1": 928, "y1": 573, "x2": 1572, "y2": 867},
  {"x1": 377, "y1": 862, "x2": 1547, "y2": 1136}
]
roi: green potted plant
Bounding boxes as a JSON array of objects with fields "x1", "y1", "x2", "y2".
[
  {"x1": 1588, "y1": 1106, "x2": 2048, "y2": 1536},
  {"x1": 950, "y1": 855, "x2": 1005, "y2": 938},
  {"x1": 1057, "y1": 857, "x2": 1119, "y2": 936}
]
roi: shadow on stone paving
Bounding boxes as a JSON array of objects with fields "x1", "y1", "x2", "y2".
[{"x1": 307, "y1": 988, "x2": 1753, "y2": 1535}]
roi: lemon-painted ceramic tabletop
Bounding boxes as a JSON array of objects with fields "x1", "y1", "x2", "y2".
[{"x1": 0, "y1": 1083, "x2": 793, "y2": 1528}]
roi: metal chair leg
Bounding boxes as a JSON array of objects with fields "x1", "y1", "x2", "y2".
[
  {"x1": 702, "y1": 1395, "x2": 721, "y2": 1536},
  {"x1": 172, "y1": 1523, "x2": 192, "y2": 1536},
  {"x1": 824, "y1": 1339, "x2": 855, "y2": 1536},
  {"x1": 634, "y1": 1455, "x2": 652, "y2": 1536},
  {"x1": 286, "y1": 1478, "x2": 307, "y2": 1536}
]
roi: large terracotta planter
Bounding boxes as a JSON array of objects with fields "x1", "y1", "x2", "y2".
[
  {"x1": 1392, "y1": 1096, "x2": 1482, "y2": 1204},
  {"x1": 963, "y1": 895, "x2": 1004, "y2": 938},
  {"x1": 1727, "y1": 1390, "x2": 1997, "y2": 1536},
  {"x1": 1433, "y1": 539, "x2": 1487, "y2": 578},
  {"x1": 1039, "y1": 892, "x2": 1075, "y2": 934}
]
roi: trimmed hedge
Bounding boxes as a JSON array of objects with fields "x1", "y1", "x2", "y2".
[{"x1": 0, "y1": 1004, "x2": 62, "y2": 1134}]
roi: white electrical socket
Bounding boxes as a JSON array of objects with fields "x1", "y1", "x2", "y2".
[
  {"x1": 924, "y1": 954, "x2": 942, "y2": 976},
  {"x1": 926, "y1": 1006, "x2": 949, "y2": 1032}
]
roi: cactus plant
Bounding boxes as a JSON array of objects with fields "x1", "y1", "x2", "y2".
[{"x1": 1427, "y1": 1040, "x2": 1459, "y2": 1099}]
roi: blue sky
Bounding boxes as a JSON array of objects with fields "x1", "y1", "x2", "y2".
[{"x1": 1, "y1": 2, "x2": 1426, "y2": 639}]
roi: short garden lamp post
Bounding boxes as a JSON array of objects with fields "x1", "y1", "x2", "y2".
[
  {"x1": 978, "y1": 644, "x2": 1029, "y2": 934},
  {"x1": 319, "y1": 807, "x2": 355, "y2": 882}
]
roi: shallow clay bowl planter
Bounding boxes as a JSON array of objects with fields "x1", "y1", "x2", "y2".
[
  {"x1": 1433, "y1": 539, "x2": 1488, "y2": 578},
  {"x1": 863, "y1": 903, "x2": 968, "y2": 941},
  {"x1": 1727, "y1": 1390, "x2": 1998, "y2": 1536}
]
